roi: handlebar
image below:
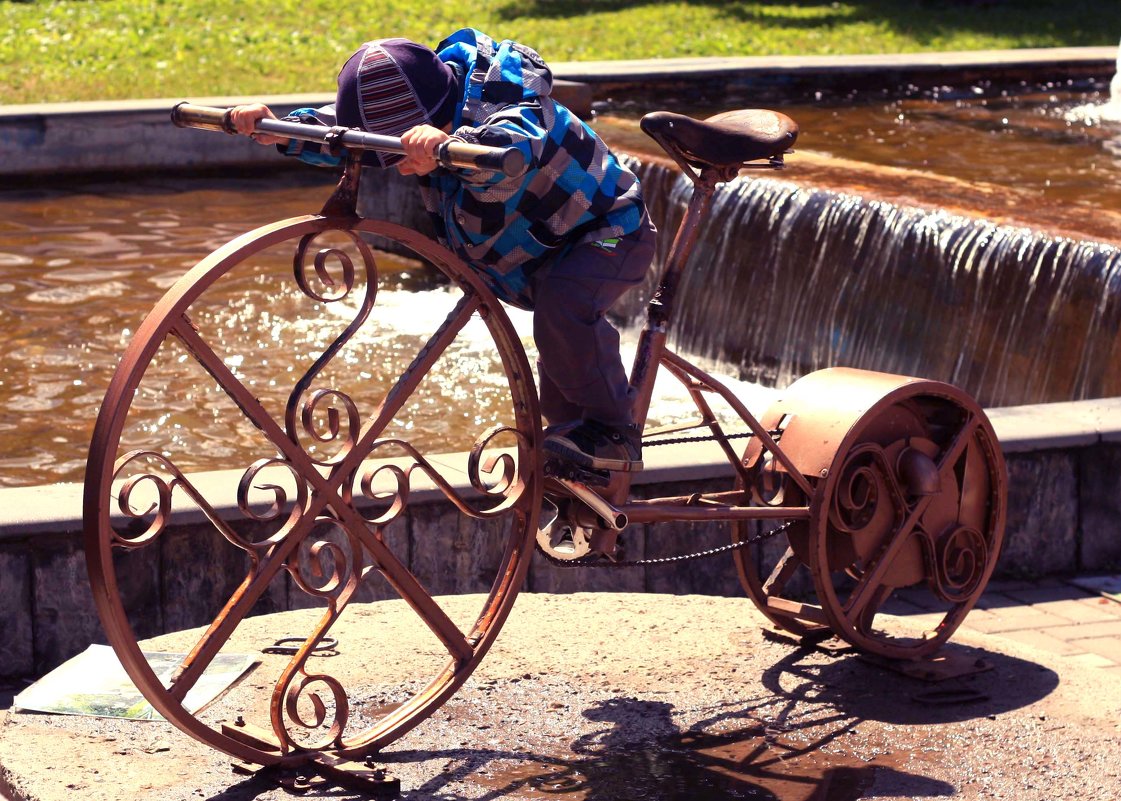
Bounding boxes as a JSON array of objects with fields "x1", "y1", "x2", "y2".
[{"x1": 171, "y1": 102, "x2": 527, "y2": 178}]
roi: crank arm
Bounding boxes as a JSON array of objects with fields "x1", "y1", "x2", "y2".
[{"x1": 547, "y1": 475, "x2": 629, "y2": 532}]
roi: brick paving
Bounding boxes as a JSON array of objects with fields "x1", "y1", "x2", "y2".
[{"x1": 893, "y1": 574, "x2": 1121, "y2": 669}]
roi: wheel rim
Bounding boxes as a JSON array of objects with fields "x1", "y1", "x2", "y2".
[
  {"x1": 733, "y1": 499, "x2": 826, "y2": 638},
  {"x1": 83, "y1": 217, "x2": 542, "y2": 763},
  {"x1": 808, "y1": 388, "x2": 1006, "y2": 659}
]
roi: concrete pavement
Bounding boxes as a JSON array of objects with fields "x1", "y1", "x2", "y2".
[
  {"x1": 1, "y1": 575, "x2": 1120, "y2": 800},
  {"x1": 911, "y1": 574, "x2": 1121, "y2": 674}
]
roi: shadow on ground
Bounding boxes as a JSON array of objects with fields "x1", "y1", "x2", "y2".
[{"x1": 202, "y1": 640, "x2": 1057, "y2": 800}]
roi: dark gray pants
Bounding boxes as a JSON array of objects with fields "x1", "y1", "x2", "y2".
[{"x1": 530, "y1": 217, "x2": 657, "y2": 428}]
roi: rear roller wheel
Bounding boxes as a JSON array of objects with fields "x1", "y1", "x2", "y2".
[
  {"x1": 810, "y1": 382, "x2": 1005, "y2": 659},
  {"x1": 733, "y1": 367, "x2": 1006, "y2": 658}
]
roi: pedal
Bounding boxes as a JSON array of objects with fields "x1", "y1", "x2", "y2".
[{"x1": 543, "y1": 457, "x2": 611, "y2": 487}]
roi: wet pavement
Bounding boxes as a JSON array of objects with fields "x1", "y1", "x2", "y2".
[{"x1": 1, "y1": 580, "x2": 1119, "y2": 801}]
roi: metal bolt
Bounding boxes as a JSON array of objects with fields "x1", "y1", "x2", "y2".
[{"x1": 234, "y1": 715, "x2": 245, "y2": 727}]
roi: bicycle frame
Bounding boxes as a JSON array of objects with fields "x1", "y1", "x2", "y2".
[{"x1": 548, "y1": 156, "x2": 815, "y2": 558}]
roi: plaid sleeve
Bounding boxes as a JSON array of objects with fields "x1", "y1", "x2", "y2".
[
  {"x1": 274, "y1": 106, "x2": 343, "y2": 168},
  {"x1": 450, "y1": 106, "x2": 547, "y2": 186}
]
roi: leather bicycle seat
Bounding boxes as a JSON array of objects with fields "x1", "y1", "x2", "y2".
[{"x1": 640, "y1": 109, "x2": 799, "y2": 170}]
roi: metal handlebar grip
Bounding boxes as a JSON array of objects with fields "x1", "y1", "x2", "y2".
[
  {"x1": 170, "y1": 102, "x2": 236, "y2": 134},
  {"x1": 437, "y1": 140, "x2": 526, "y2": 177},
  {"x1": 171, "y1": 102, "x2": 527, "y2": 178}
]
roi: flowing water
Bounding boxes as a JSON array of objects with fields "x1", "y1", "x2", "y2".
[
  {"x1": 629, "y1": 160, "x2": 1121, "y2": 406},
  {"x1": 4, "y1": 74, "x2": 1121, "y2": 488},
  {"x1": 0, "y1": 172, "x2": 767, "y2": 488}
]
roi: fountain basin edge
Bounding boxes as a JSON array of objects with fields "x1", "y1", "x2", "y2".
[{"x1": 0, "y1": 397, "x2": 1118, "y2": 679}]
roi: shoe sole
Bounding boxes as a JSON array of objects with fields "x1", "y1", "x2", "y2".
[{"x1": 543, "y1": 438, "x2": 643, "y2": 473}]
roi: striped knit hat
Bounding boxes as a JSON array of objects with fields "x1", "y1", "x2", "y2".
[{"x1": 335, "y1": 39, "x2": 459, "y2": 168}]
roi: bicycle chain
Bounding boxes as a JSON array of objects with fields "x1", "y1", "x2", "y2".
[
  {"x1": 536, "y1": 519, "x2": 795, "y2": 569},
  {"x1": 641, "y1": 429, "x2": 781, "y2": 449},
  {"x1": 537, "y1": 425, "x2": 792, "y2": 569}
]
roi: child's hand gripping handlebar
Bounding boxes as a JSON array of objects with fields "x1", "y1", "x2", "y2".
[{"x1": 171, "y1": 102, "x2": 528, "y2": 178}]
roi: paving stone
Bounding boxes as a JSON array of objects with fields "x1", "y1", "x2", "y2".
[
  {"x1": 993, "y1": 628, "x2": 1090, "y2": 657},
  {"x1": 1031, "y1": 598, "x2": 1121, "y2": 625},
  {"x1": 1067, "y1": 574, "x2": 1121, "y2": 604},
  {"x1": 1002, "y1": 585, "x2": 1092, "y2": 605},
  {"x1": 878, "y1": 593, "x2": 929, "y2": 616},
  {"x1": 1065, "y1": 652, "x2": 1117, "y2": 669},
  {"x1": 962, "y1": 602, "x2": 1072, "y2": 634},
  {"x1": 1067, "y1": 635, "x2": 1121, "y2": 665},
  {"x1": 1046, "y1": 619, "x2": 1121, "y2": 642},
  {"x1": 984, "y1": 578, "x2": 1049, "y2": 593},
  {"x1": 894, "y1": 585, "x2": 958, "y2": 612}
]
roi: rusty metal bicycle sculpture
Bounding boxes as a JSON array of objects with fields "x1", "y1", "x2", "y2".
[{"x1": 84, "y1": 103, "x2": 1006, "y2": 778}]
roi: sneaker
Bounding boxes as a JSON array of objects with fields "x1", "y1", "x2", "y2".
[{"x1": 543, "y1": 420, "x2": 643, "y2": 472}]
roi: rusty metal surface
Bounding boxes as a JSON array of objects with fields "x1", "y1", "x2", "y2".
[
  {"x1": 732, "y1": 367, "x2": 1007, "y2": 658},
  {"x1": 83, "y1": 215, "x2": 543, "y2": 765}
]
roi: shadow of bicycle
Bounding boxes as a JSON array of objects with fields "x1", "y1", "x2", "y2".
[{"x1": 204, "y1": 638, "x2": 1058, "y2": 800}]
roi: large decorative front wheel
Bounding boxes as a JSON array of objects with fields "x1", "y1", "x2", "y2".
[{"x1": 83, "y1": 216, "x2": 542, "y2": 764}]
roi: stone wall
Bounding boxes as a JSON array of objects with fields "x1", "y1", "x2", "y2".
[{"x1": 2, "y1": 400, "x2": 1120, "y2": 679}]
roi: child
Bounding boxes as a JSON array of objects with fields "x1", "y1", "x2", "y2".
[{"x1": 231, "y1": 28, "x2": 656, "y2": 472}]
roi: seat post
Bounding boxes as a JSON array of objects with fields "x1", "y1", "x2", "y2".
[{"x1": 625, "y1": 169, "x2": 721, "y2": 434}]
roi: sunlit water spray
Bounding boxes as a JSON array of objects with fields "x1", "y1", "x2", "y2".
[
  {"x1": 1067, "y1": 37, "x2": 1121, "y2": 125},
  {"x1": 0, "y1": 175, "x2": 773, "y2": 488}
]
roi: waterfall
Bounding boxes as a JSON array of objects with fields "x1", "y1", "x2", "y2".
[{"x1": 628, "y1": 160, "x2": 1121, "y2": 408}]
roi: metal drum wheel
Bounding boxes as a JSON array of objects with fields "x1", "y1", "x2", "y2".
[
  {"x1": 735, "y1": 368, "x2": 1006, "y2": 658},
  {"x1": 83, "y1": 216, "x2": 542, "y2": 764}
]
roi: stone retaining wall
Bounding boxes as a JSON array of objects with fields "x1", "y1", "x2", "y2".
[{"x1": 1, "y1": 400, "x2": 1119, "y2": 679}]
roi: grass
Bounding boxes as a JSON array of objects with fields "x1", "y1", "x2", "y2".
[{"x1": 2, "y1": 0, "x2": 1120, "y2": 104}]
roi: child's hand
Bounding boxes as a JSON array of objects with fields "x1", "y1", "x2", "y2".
[
  {"x1": 398, "y1": 125, "x2": 451, "y2": 176},
  {"x1": 229, "y1": 103, "x2": 288, "y2": 146}
]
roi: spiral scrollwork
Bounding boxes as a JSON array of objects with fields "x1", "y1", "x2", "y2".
[
  {"x1": 293, "y1": 228, "x2": 374, "y2": 305},
  {"x1": 111, "y1": 452, "x2": 176, "y2": 547},
  {"x1": 236, "y1": 457, "x2": 307, "y2": 538},
  {"x1": 298, "y1": 388, "x2": 362, "y2": 465},
  {"x1": 828, "y1": 444, "x2": 905, "y2": 536},
  {"x1": 931, "y1": 524, "x2": 989, "y2": 603},
  {"x1": 286, "y1": 228, "x2": 377, "y2": 464},
  {"x1": 287, "y1": 517, "x2": 360, "y2": 599},
  {"x1": 354, "y1": 427, "x2": 530, "y2": 522},
  {"x1": 279, "y1": 671, "x2": 350, "y2": 752},
  {"x1": 358, "y1": 463, "x2": 410, "y2": 525},
  {"x1": 109, "y1": 451, "x2": 305, "y2": 553},
  {"x1": 467, "y1": 424, "x2": 526, "y2": 501}
]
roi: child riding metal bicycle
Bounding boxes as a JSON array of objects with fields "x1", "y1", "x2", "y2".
[{"x1": 230, "y1": 27, "x2": 657, "y2": 474}]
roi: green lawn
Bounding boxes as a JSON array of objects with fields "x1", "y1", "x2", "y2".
[{"x1": 3, "y1": 0, "x2": 1120, "y2": 104}]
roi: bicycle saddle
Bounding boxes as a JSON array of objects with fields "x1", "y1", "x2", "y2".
[{"x1": 640, "y1": 109, "x2": 798, "y2": 170}]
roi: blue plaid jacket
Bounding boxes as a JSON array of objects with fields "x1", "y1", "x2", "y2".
[{"x1": 420, "y1": 29, "x2": 646, "y2": 307}]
